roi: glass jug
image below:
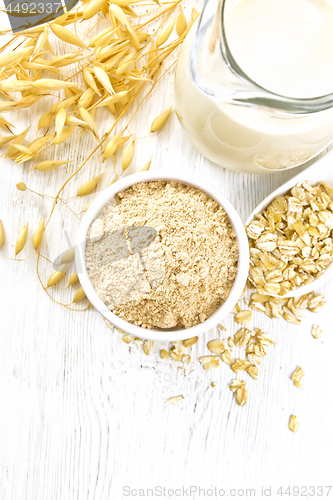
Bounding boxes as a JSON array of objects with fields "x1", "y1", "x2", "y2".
[{"x1": 174, "y1": 0, "x2": 333, "y2": 173}]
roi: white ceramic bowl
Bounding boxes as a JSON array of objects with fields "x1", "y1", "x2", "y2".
[{"x1": 75, "y1": 170, "x2": 249, "y2": 341}]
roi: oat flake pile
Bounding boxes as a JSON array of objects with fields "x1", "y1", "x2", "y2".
[{"x1": 85, "y1": 181, "x2": 239, "y2": 329}]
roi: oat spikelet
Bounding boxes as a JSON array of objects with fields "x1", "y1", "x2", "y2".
[
  {"x1": 33, "y1": 217, "x2": 45, "y2": 249},
  {"x1": 0, "y1": 220, "x2": 4, "y2": 247},
  {"x1": 55, "y1": 108, "x2": 66, "y2": 141},
  {"x1": 72, "y1": 286, "x2": 86, "y2": 303},
  {"x1": 68, "y1": 272, "x2": 79, "y2": 286},
  {"x1": 121, "y1": 136, "x2": 135, "y2": 171},
  {"x1": 50, "y1": 24, "x2": 87, "y2": 48},
  {"x1": 156, "y1": 17, "x2": 177, "y2": 47},
  {"x1": 83, "y1": 68, "x2": 101, "y2": 95},
  {"x1": 32, "y1": 160, "x2": 70, "y2": 172},
  {"x1": 16, "y1": 182, "x2": 27, "y2": 192},
  {"x1": 94, "y1": 66, "x2": 114, "y2": 95},
  {"x1": 98, "y1": 91, "x2": 128, "y2": 107},
  {"x1": 47, "y1": 264, "x2": 69, "y2": 288},
  {"x1": 38, "y1": 112, "x2": 55, "y2": 130},
  {"x1": 176, "y1": 7, "x2": 187, "y2": 36},
  {"x1": 83, "y1": 0, "x2": 104, "y2": 20},
  {"x1": 77, "y1": 174, "x2": 103, "y2": 196},
  {"x1": 103, "y1": 131, "x2": 122, "y2": 159},
  {"x1": 31, "y1": 79, "x2": 79, "y2": 91},
  {"x1": 78, "y1": 88, "x2": 95, "y2": 108},
  {"x1": 51, "y1": 127, "x2": 75, "y2": 145},
  {"x1": 139, "y1": 156, "x2": 152, "y2": 172},
  {"x1": 191, "y1": 8, "x2": 199, "y2": 21},
  {"x1": 79, "y1": 107, "x2": 99, "y2": 138},
  {"x1": 150, "y1": 107, "x2": 172, "y2": 132},
  {"x1": 33, "y1": 27, "x2": 49, "y2": 56},
  {"x1": 15, "y1": 223, "x2": 28, "y2": 256},
  {"x1": 0, "y1": 135, "x2": 17, "y2": 147}
]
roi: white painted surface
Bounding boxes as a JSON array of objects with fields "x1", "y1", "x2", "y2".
[{"x1": 0, "y1": 3, "x2": 333, "y2": 498}]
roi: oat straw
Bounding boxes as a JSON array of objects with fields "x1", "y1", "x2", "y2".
[
  {"x1": 16, "y1": 182, "x2": 27, "y2": 192},
  {"x1": 50, "y1": 24, "x2": 87, "y2": 48}
]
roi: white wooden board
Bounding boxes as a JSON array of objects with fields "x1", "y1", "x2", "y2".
[{"x1": 0, "y1": 2, "x2": 333, "y2": 498}]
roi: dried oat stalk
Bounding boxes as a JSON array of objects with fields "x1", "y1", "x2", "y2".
[{"x1": 1, "y1": 0, "x2": 195, "y2": 309}]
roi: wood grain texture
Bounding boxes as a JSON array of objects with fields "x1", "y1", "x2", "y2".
[{"x1": 0, "y1": 4, "x2": 332, "y2": 499}]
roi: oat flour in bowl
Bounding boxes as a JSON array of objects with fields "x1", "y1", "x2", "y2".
[{"x1": 85, "y1": 181, "x2": 239, "y2": 329}]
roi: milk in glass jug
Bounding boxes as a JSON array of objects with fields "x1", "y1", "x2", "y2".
[{"x1": 174, "y1": 0, "x2": 333, "y2": 173}]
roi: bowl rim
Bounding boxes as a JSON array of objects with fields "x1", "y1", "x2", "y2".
[{"x1": 75, "y1": 170, "x2": 249, "y2": 341}]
